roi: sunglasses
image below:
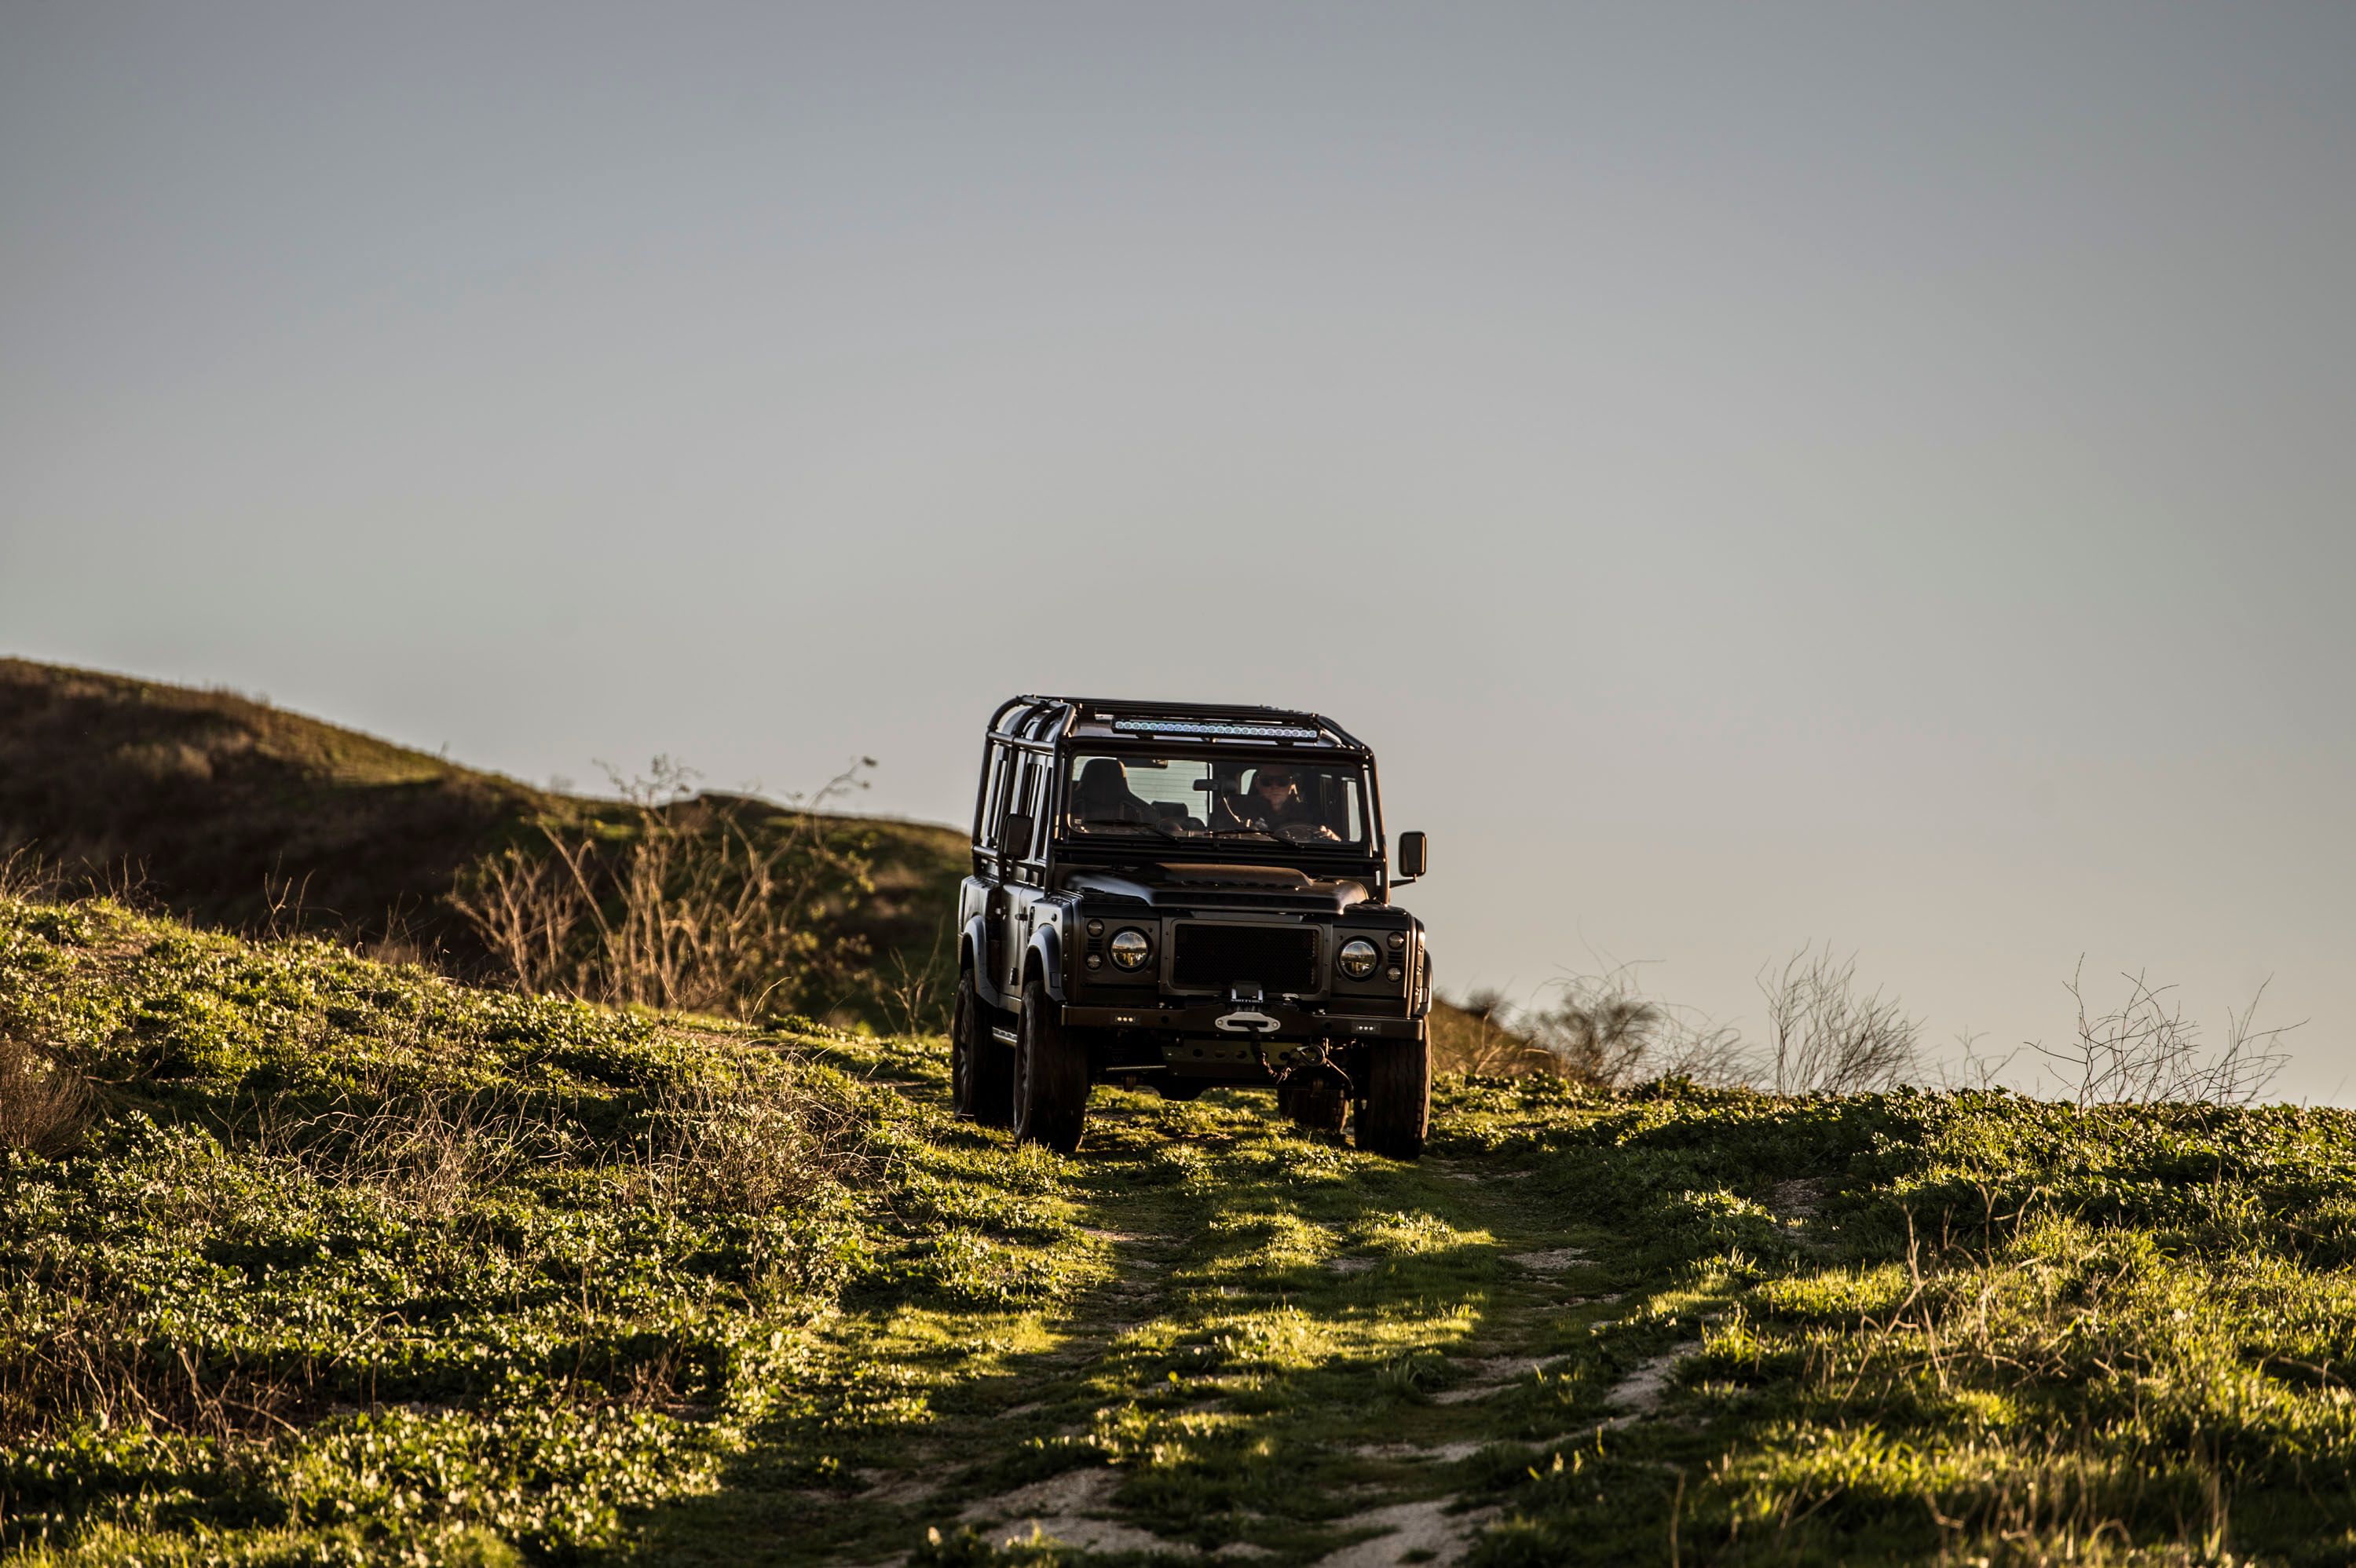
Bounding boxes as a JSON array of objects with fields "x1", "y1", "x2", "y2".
[{"x1": 1257, "y1": 776, "x2": 1297, "y2": 788}]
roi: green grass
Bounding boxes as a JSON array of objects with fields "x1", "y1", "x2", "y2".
[
  {"x1": 7, "y1": 897, "x2": 2356, "y2": 1565},
  {"x1": 0, "y1": 897, "x2": 1081, "y2": 1564}
]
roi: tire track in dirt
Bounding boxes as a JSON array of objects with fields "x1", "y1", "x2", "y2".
[{"x1": 693, "y1": 1088, "x2": 1673, "y2": 1566}]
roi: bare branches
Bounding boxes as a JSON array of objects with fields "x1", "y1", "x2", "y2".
[
  {"x1": 2036, "y1": 960, "x2": 2299, "y2": 1108},
  {"x1": 448, "y1": 758, "x2": 877, "y2": 1021},
  {"x1": 0, "y1": 846, "x2": 60, "y2": 903},
  {"x1": 1533, "y1": 968, "x2": 1665, "y2": 1086},
  {"x1": 1497, "y1": 967, "x2": 1754, "y2": 1089},
  {"x1": 1758, "y1": 946, "x2": 1921, "y2": 1095},
  {"x1": 1440, "y1": 942, "x2": 2300, "y2": 1109},
  {"x1": 1926, "y1": 1030, "x2": 2022, "y2": 1093}
]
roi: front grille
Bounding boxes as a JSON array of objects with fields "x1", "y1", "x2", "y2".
[{"x1": 1171, "y1": 923, "x2": 1319, "y2": 994}]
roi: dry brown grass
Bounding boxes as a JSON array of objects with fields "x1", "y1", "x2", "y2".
[
  {"x1": 0, "y1": 1025, "x2": 90, "y2": 1157},
  {"x1": 0, "y1": 1266, "x2": 315, "y2": 1445},
  {"x1": 450, "y1": 759, "x2": 878, "y2": 1020},
  {"x1": 633, "y1": 1066, "x2": 867, "y2": 1217},
  {"x1": 1429, "y1": 991, "x2": 1561, "y2": 1077}
]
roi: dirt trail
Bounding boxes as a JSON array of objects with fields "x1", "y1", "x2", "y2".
[
  {"x1": 935, "y1": 1141, "x2": 1586, "y2": 1566},
  {"x1": 649, "y1": 1086, "x2": 1667, "y2": 1566}
]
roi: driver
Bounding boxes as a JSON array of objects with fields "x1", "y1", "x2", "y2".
[{"x1": 1231, "y1": 766, "x2": 1339, "y2": 839}]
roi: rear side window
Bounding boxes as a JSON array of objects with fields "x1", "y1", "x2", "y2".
[
  {"x1": 976, "y1": 744, "x2": 1013, "y2": 850},
  {"x1": 1006, "y1": 755, "x2": 1044, "y2": 859}
]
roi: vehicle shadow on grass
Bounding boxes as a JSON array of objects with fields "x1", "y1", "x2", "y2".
[{"x1": 613, "y1": 1087, "x2": 1661, "y2": 1566}]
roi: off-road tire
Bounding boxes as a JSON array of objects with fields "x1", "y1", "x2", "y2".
[
  {"x1": 1278, "y1": 1065, "x2": 1350, "y2": 1135},
  {"x1": 1013, "y1": 978, "x2": 1088, "y2": 1152},
  {"x1": 1355, "y1": 1032, "x2": 1429, "y2": 1160},
  {"x1": 951, "y1": 974, "x2": 1012, "y2": 1128}
]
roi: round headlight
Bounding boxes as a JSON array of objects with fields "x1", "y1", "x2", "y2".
[
  {"x1": 1109, "y1": 928, "x2": 1152, "y2": 970},
  {"x1": 1337, "y1": 938, "x2": 1381, "y2": 979}
]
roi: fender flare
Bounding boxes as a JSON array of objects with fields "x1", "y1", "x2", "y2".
[
  {"x1": 963, "y1": 914, "x2": 1005, "y2": 1011},
  {"x1": 1024, "y1": 926, "x2": 1066, "y2": 1005}
]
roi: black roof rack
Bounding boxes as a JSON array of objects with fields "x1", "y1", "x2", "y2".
[{"x1": 986, "y1": 696, "x2": 1369, "y2": 754}]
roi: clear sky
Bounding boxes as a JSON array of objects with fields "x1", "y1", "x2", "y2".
[{"x1": 5, "y1": 3, "x2": 2351, "y2": 1096}]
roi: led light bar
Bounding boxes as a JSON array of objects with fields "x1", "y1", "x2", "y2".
[{"x1": 1110, "y1": 718, "x2": 1322, "y2": 741}]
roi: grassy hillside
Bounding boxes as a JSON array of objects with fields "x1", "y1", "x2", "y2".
[
  {"x1": 8, "y1": 896, "x2": 2356, "y2": 1566},
  {"x1": 0, "y1": 894, "x2": 1062, "y2": 1565},
  {"x1": 0, "y1": 658, "x2": 966, "y2": 1025}
]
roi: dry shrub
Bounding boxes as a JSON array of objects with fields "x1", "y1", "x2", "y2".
[
  {"x1": 1531, "y1": 970, "x2": 1667, "y2": 1084},
  {"x1": 1430, "y1": 989, "x2": 1559, "y2": 1076},
  {"x1": 0, "y1": 1270, "x2": 309, "y2": 1445},
  {"x1": 1530, "y1": 969, "x2": 1751, "y2": 1089},
  {"x1": 221, "y1": 1072, "x2": 576, "y2": 1226},
  {"x1": 1436, "y1": 974, "x2": 1751, "y2": 1089},
  {"x1": 0, "y1": 845, "x2": 151, "y2": 909},
  {"x1": 0, "y1": 845, "x2": 62, "y2": 902},
  {"x1": 1759, "y1": 945, "x2": 1920, "y2": 1095},
  {"x1": 451, "y1": 758, "x2": 875, "y2": 1019},
  {"x1": 0, "y1": 1025, "x2": 90, "y2": 1156},
  {"x1": 2038, "y1": 961, "x2": 2297, "y2": 1108},
  {"x1": 1926, "y1": 1029, "x2": 2022, "y2": 1092},
  {"x1": 634, "y1": 1067, "x2": 859, "y2": 1216},
  {"x1": 335, "y1": 1090, "x2": 545, "y2": 1221}
]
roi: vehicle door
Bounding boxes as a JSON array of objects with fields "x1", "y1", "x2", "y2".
[
  {"x1": 995, "y1": 750, "x2": 1048, "y2": 998},
  {"x1": 973, "y1": 740, "x2": 1015, "y2": 992}
]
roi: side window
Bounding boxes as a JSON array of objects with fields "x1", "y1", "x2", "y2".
[
  {"x1": 1007, "y1": 755, "x2": 1042, "y2": 861},
  {"x1": 979, "y1": 744, "x2": 1016, "y2": 851}
]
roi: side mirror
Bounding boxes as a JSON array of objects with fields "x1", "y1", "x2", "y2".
[
  {"x1": 1000, "y1": 812, "x2": 1036, "y2": 862},
  {"x1": 1395, "y1": 830, "x2": 1428, "y2": 882}
]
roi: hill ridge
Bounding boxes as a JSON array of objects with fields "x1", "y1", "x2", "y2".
[{"x1": 0, "y1": 656, "x2": 966, "y2": 1023}]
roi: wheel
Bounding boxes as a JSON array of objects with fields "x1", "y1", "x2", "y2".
[
  {"x1": 1278, "y1": 1062, "x2": 1350, "y2": 1135},
  {"x1": 1012, "y1": 978, "x2": 1088, "y2": 1152},
  {"x1": 1354, "y1": 1030, "x2": 1429, "y2": 1160},
  {"x1": 951, "y1": 973, "x2": 1012, "y2": 1128}
]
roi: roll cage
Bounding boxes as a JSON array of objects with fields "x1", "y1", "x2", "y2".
[{"x1": 970, "y1": 696, "x2": 1396, "y2": 890}]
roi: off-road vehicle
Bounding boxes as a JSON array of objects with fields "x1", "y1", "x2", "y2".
[{"x1": 951, "y1": 696, "x2": 1432, "y2": 1158}]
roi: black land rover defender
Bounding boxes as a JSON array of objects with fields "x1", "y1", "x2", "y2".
[{"x1": 951, "y1": 696, "x2": 1433, "y2": 1159}]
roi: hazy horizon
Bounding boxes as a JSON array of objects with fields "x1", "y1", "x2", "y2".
[{"x1": 5, "y1": 4, "x2": 2351, "y2": 1097}]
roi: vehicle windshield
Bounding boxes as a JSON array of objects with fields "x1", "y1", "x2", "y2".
[{"x1": 1063, "y1": 754, "x2": 1370, "y2": 848}]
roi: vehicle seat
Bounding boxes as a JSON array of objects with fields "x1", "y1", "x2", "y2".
[{"x1": 1075, "y1": 758, "x2": 1152, "y2": 823}]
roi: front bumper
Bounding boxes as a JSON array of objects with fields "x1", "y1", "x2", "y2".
[{"x1": 1062, "y1": 1000, "x2": 1423, "y2": 1041}]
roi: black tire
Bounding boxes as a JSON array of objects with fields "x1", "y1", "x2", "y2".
[
  {"x1": 1012, "y1": 978, "x2": 1088, "y2": 1152},
  {"x1": 1278, "y1": 1065, "x2": 1350, "y2": 1135},
  {"x1": 951, "y1": 973, "x2": 1012, "y2": 1128},
  {"x1": 1355, "y1": 1030, "x2": 1429, "y2": 1161}
]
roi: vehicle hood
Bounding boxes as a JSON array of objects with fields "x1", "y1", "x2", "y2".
[{"x1": 1066, "y1": 862, "x2": 1372, "y2": 916}]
